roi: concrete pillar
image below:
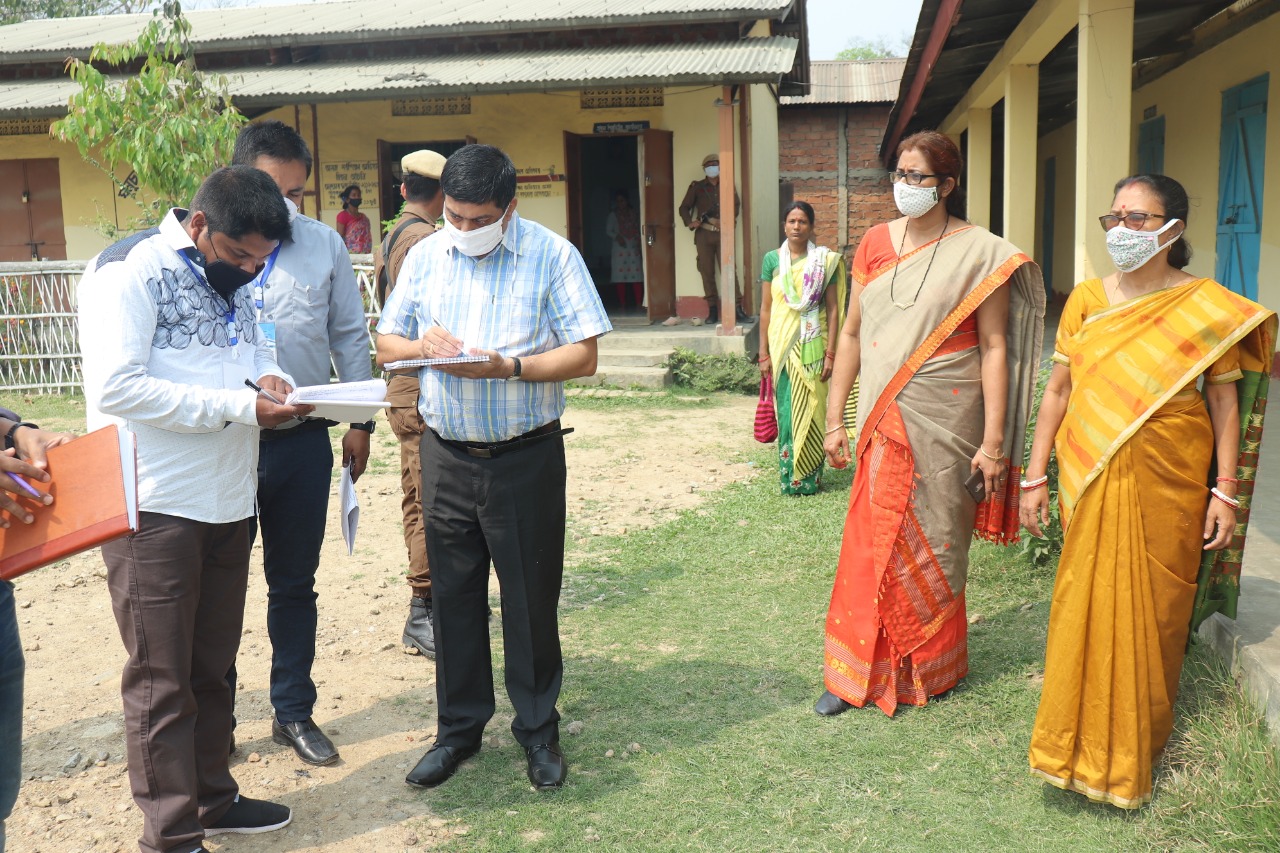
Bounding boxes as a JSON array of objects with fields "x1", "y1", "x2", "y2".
[
  {"x1": 1075, "y1": 0, "x2": 1134, "y2": 282},
  {"x1": 718, "y1": 85, "x2": 739, "y2": 334},
  {"x1": 967, "y1": 107, "x2": 993, "y2": 229},
  {"x1": 1003, "y1": 64, "x2": 1039, "y2": 252}
]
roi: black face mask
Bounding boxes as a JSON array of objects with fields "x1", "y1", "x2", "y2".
[
  {"x1": 347, "y1": 198, "x2": 361, "y2": 208},
  {"x1": 195, "y1": 230, "x2": 260, "y2": 303}
]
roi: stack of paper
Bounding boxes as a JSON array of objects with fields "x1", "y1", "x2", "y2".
[{"x1": 286, "y1": 379, "x2": 388, "y2": 422}]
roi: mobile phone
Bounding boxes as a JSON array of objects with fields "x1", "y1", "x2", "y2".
[{"x1": 964, "y1": 469, "x2": 987, "y2": 503}]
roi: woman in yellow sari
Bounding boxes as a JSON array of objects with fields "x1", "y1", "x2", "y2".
[
  {"x1": 814, "y1": 131, "x2": 1045, "y2": 716},
  {"x1": 757, "y1": 201, "x2": 848, "y2": 495},
  {"x1": 1022, "y1": 174, "x2": 1276, "y2": 808}
]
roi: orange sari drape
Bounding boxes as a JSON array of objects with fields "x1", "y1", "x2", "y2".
[
  {"x1": 823, "y1": 224, "x2": 1044, "y2": 715},
  {"x1": 1028, "y1": 278, "x2": 1276, "y2": 808}
]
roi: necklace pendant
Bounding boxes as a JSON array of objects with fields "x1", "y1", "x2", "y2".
[{"x1": 893, "y1": 299, "x2": 916, "y2": 310}]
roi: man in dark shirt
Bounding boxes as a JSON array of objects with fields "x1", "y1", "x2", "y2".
[{"x1": 678, "y1": 153, "x2": 744, "y2": 323}]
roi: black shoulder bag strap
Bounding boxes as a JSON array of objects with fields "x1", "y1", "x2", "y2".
[{"x1": 377, "y1": 214, "x2": 428, "y2": 305}]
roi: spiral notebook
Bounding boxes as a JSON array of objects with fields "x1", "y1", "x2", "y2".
[{"x1": 385, "y1": 355, "x2": 489, "y2": 369}]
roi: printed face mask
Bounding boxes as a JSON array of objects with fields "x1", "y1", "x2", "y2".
[
  {"x1": 1105, "y1": 217, "x2": 1182, "y2": 273},
  {"x1": 445, "y1": 205, "x2": 511, "y2": 257},
  {"x1": 893, "y1": 181, "x2": 940, "y2": 219},
  {"x1": 704, "y1": 165, "x2": 720, "y2": 178}
]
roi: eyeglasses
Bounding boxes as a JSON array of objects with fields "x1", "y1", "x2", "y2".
[
  {"x1": 1098, "y1": 212, "x2": 1167, "y2": 231},
  {"x1": 890, "y1": 170, "x2": 943, "y2": 186}
]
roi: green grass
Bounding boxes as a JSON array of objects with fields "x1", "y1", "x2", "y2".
[{"x1": 418, "y1": 448, "x2": 1280, "y2": 852}]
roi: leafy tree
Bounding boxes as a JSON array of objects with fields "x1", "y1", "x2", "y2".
[
  {"x1": 836, "y1": 35, "x2": 908, "y2": 61},
  {"x1": 52, "y1": 0, "x2": 244, "y2": 232},
  {"x1": 0, "y1": 0, "x2": 150, "y2": 26}
]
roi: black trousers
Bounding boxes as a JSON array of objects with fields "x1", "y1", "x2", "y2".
[{"x1": 420, "y1": 428, "x2": 566, "y2": 748}]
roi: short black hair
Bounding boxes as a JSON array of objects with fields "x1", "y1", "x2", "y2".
[
  {"x1": 783, "y1": 200, "x2": 815, "y2": 225},
  {"x1": 232, "y1": 120, "x2": 313, "y2": 178},
  {"x1": 190, "y1": 166, "x2": 291, "y2": 243},
  {"x1": 402, "y1": 173, "x2": 441, "y2": 203},
  {"x1": 440, "y1": 145, "x2": 517, "y2": 210}
]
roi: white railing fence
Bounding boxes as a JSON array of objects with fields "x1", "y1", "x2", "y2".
[{"x1": 0, "y1": 256, "x2": 380, "y2": 394}]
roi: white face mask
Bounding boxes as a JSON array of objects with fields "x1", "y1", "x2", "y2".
[
  {"x1": 894, "y1": 182, "x2": 940, "y2": 219},
  {"x1": 704, "y1": 165, "x2": 720, "y2": 178},
  {"x1": 1105, "y1": 217, "x2": 1182, "y2": 273},
  {"x1": 445, "y1": 205, "x2": 511, "y2": 257},
  {"x1": 283, "y1": 197, "x2": 298, "y2": 223}
]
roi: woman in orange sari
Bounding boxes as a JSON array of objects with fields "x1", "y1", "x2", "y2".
[
  {"x1": 1022, "y1": 174, "x2": 1276, "y2": 808},
  {"x1": 814, "y1": 131, "x2": 1045, "y2": 716}
]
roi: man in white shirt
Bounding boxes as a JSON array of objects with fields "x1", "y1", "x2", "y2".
[
  {"x1": 227, "y1": 120, "x2": 372, "y2": 767},
  {"x1": 79, "y1": 166, "x2": 311, "y2": 853}
]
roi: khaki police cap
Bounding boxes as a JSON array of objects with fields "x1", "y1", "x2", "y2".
[
  {"x1": 401, "y1": 150, "x2": 447, "y2": 179},
  {"x1": 702, "y1": 153, "x2": 720, "y2": 167}
]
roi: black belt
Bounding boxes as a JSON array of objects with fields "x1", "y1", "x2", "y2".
[
  {"x1": 259, "y1": 418, "x2": 336, "y2": 442},
  {"x1": 434, "y1": 419, "x2": 572, "y2": 459}
]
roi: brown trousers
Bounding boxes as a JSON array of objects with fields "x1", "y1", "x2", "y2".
[
  {"x1": 388, "y1": 403, "x2": 431, "y2": 598},
  {"x1": 102, "y1": 512, "x2": 250, "y2": 853},
  {"x1": 693, "y1": 226, "x2": 740, "y2": 308}
]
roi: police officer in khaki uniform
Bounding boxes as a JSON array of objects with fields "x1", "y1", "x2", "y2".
[
  {"x1": 678, "y1": 153, "x2": 744, "y2": 323},
  {"x1": 374, "y1": 149, "x2": 447, "y2": 659}
]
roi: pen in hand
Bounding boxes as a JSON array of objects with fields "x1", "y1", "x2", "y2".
[
  {"x1": 245, "y1": 378, "x2": 284, "y2": 404},
  {"x1": 6, "y1": 471, "x2": 44, "y2": 500}
]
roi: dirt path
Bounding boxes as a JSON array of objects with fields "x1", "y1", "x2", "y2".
[{"x1": 9, "y1": 394, "x2": 759, "y2": 852}]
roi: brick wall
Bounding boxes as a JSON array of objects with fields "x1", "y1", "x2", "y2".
[{"x1": 777, "y1": 103, "x2": 896, "y2": 271}]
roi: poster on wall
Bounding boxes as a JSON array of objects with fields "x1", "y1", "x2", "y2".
[{"x1": 322, "y1": 160, "x2": 380, "y2": 213}]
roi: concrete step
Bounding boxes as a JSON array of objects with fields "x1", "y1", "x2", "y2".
[
  {"x1": 600, "y1": 329, "x2": 753, "y2": 356},
  {"x1": 596, "y1": 348, "x2": 670, "y2": 368},
  {"x1": 575, "y1": 365, "x2": 672, "y2": 390}
]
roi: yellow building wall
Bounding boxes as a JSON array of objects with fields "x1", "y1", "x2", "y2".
[
  {"x1": 260, "y1": 85, "x2": 768, "y2": 305},
  {"x1": 1036, "y1": 120, "x2": 1077, "y2": 297},
  {"x1": 0, "y1": 132, "x2": 133, "y2": 260},
  {"x1": 1131, "y1": 14, "x2": 1280, "y2": 309}
]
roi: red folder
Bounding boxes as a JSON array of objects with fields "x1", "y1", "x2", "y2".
[{"x1": 0, "y1": 424, "x2": 138, "y2": 580}]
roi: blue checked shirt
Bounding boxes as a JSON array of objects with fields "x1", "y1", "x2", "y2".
[{"x1": 377, "y1": 212, "x2": 611, "y2": 442}]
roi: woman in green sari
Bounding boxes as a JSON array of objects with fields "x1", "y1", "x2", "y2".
[{"x1": 758, "y1": 201, "x2": 849, "y2": 495}]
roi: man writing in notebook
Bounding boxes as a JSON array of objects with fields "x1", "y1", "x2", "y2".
[
  {"x1": 373, "y1": 148, "x2": 446, "y2": 660},
  {"x1": 1, "y1": 410, "x2": 74, "y2": 853},
  {"x1": 79, "y1": 166, "x2": 311, "y2": 853},
  {"x1": 376, "y1": 144, "x2": 611, "y2": 791},
  {"x1": 227, "y1": 121, "x2": 373, "y2": 767}
]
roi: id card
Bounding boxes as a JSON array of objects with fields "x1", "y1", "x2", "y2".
[{"x1": 258, "y1": 321, "x2": 277, "y2": 355}]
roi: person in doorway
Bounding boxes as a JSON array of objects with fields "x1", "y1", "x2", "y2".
[
  {"x1": 1023, "y1": 173, "x2": 1276, "y2": 808},
  {"x1": 815, "y1": 130, "x2": 1044, "y2": 718},
  {"x1": 678, "y1": 153, "x2": 744, "y2": 323},
  {"x1": 228, "y1": 119, "x2": 373, "y2": 768},
  {"x1": 336, "y1": 184, "x2": 372, "y2": 253},
  {"x1": 373, "y1": 148, "x2": 447, "y2": 659},
  {"x1": 756, "y1": 201, "x2": 848, "y2": 495},
  {"x1": 604, "y1": 190, "x2": 643, "y2": 313},
  {"x1": 0, "y1": 410, "x2": 75, "y2": 853},
  {"x1": 376, "y1": 144, "x2": 611, "y2": 791},
  {"x1": 78, "y1": 165, "x2": 311, "y2": 853}
]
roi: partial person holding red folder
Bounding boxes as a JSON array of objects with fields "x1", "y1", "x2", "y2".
[{"x1": 0, "y1": 406, "x2": 75, "y2": 853}]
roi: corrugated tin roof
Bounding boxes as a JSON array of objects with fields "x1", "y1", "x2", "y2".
[
  {"x1": 0, "y1": 0, "x2": 797, "y2": 60},
  {"x1": 0, "y1": 36, "x2": 799, "y2": 116},
  {"x1": 779, "y1": 59, "x2": 904, "y2": 105}
]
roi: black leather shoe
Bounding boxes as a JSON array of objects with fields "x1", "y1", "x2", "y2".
[
  {"x1": 706, "y1": 305, "x2": 718, "y2": 324},
  {"x1": 814, "y1": 690, "x2": 854, "y2": 716},
  {"x1": 735, "y1": 306, "x2": 751, "y2": 323},
  {"x1": 405, "y1": 743, "x2": 479, "y2": 788},
  {"x1": 272, "y1": 717, "x2": 339, "y2": 766},
  {"x1": 402, "y1": 596, "x2": 436, "y2": 659},
  {"x1": 525, "y1": 743, "x2": 566, "y2": 789}
]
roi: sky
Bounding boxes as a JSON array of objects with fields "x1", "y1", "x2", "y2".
[{"x1": 806, "y1": 0, "x2": 924, "y2": 60}]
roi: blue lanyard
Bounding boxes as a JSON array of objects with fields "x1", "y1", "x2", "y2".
[{"x1": 251, "y1": 244, "x2": 282, "y2": 315}]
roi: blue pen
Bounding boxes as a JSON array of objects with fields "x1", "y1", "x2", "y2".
[{"x1": 6, "y1": 471, "x2": 43, "y2": 499}]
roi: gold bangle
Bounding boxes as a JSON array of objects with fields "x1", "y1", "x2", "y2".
[
  {"x1": 824, "y1": 423, "x2": 846, "y2": 435},
  {"x1": 979, "y1": 445, "x2": 1005, "y2": 461}
]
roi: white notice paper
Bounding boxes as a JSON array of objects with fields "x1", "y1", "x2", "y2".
[{"x1": 339, "y1": 463, "x2": 359, "y2": 556}]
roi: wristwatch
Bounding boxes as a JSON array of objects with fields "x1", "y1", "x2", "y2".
[
  {"x1": 350, "y1": 420, "x2": 375, "y2": 434},
  {"x1": 3, "y1": 421, "x2": 37, "y2": 451},
  {"x1": 506, "y1": 356, "x2": 523, "y2": 381}
]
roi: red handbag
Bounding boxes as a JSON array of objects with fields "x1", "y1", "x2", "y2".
[{"x1": 754, "y1": 373, "x2": 778, "y2": 443}]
